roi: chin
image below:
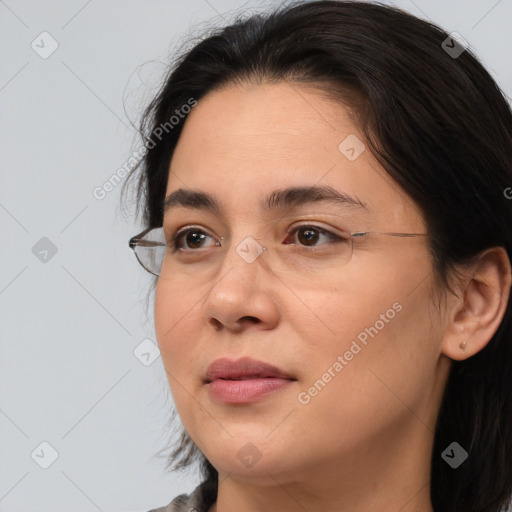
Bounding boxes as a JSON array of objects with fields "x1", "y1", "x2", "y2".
[{"x1": 204, "y1": 435, "x2": 294, "y2": 478}]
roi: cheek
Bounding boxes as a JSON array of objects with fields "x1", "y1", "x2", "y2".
[
  {"x1": 290, "y1": 259, "x2": 438, "y2": 416},
  {"x1": 154, "y1": 281, "x2": 218, "y2": 442},
  {"x1": 154, "y1": 281, "x2": 173, "y2": 351},
  {"x1": 289, "y1": 305, "x2": 438, "y2": 458},
  {"x1": 154, "y1": 280, "x2": 199, "y2": 383}
]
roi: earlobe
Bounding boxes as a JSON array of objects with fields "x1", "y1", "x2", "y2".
[{"x1": 441, "y1": 247, "x2": 511, "y2": 362}]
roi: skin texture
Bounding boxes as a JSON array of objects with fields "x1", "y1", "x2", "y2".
[{"x1": 154, "y1": 81, "x2": 511, "y2": 512}]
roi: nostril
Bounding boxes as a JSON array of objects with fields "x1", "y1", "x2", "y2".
[
  {"x1": 208, "y1": 316, "x2": 260, "y2": 331},
  {"x1": 209, "y1": 318, "x2": 222, "y2": 330}
]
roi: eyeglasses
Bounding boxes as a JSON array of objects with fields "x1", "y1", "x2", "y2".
[{"x1": 129, "y1": 225, "x2": 427, "y2": 277}]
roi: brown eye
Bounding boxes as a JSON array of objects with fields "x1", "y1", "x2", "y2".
[
  {"x1": 172, "y1": 227, "x2": 219, "y2": 251},
  {"x1": 285, "y1": 225, "x2": 345, "y2": 248},
  {"x1": 296, "y1": 227, "x2": 320, "y2": 246}
]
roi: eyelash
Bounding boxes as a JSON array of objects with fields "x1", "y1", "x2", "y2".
[{"x1": 169, "y1": 224, "x2": 347, "y2": 253}]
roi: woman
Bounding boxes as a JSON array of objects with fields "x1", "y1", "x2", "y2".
[{"x1": 125, "y1": 1, "x2": 512, "y2": 511}]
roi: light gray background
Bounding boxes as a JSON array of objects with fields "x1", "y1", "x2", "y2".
[{"x1": 1, "y1": 1, "x2": 511, "y2": 511}]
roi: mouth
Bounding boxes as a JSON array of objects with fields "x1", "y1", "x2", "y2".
[
  {"x1": 205, "y1": 357, "x2": 296, "y2": 404},
  {"x1": 214, "y1": 375, "x2": 276, "y2": 380},
  {"x1": 205, "y1": 356, "x2": 295, "y2": 382}
]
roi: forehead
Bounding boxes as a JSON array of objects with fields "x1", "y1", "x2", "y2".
[{"x1": 166, "y1": 82, "x2": 424, "y2": 229}]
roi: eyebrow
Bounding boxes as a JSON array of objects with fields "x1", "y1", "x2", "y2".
[{"x1": 162, "y1": 185, "x2": 368, "y2": 216}]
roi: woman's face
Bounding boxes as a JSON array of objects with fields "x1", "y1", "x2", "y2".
[{"x1": 154, "y1": 82, "x2": 450, "y2": 488}]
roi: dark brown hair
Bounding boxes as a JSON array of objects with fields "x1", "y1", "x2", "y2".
[{"x1": 123, "y1": 2, "x2": 512, "y2": 510}]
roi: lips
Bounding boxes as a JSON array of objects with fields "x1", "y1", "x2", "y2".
[
  {"x1": 205, "y1": 357, "x2": 295, "y2": 383},
  {"x1": 205, "y1": 357, "x2": 296, "y2": 404}
]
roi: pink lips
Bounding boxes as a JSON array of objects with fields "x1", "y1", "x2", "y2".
[{"x1": 205, "y1": 357, "x2": 296, "y2": 404}]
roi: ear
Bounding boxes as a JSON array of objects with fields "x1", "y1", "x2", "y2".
[{"x1": 441, "y1": 247, "x2": 511, "y2": 361}]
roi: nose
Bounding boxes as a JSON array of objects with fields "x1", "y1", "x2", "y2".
[{"x1": 202, "y1": 235, "x2": 280, "y2": 333}]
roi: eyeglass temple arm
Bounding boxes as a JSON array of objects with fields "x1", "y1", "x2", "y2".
[
  {"x1": 129, "y1": 239, "x2": 165, "y2": 249},
  {"x1": 350, "y1": 232, "x2": 428, "y2": 238},
  {"x1": 129, "y1": 227, "x2": 165, "y2": 249}
]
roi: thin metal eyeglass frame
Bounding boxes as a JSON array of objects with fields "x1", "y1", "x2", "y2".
[{"x1": 129, "y1": 226, "x2": 428, "y2": 277}]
